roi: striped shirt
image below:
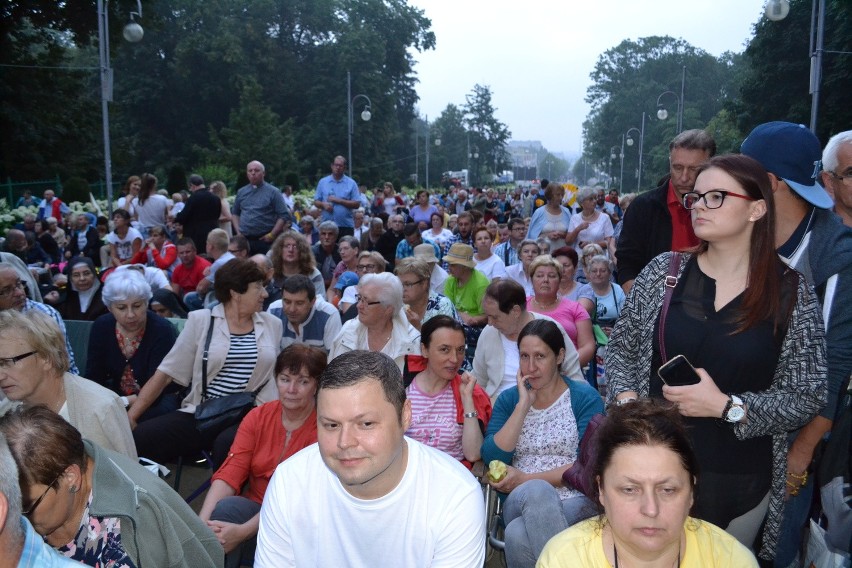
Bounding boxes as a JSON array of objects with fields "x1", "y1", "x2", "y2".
[
  {"x1": 405, "y1": 379, "x2": 463, "y2": 460},
  {"x1": 206, "y1": 331, "x2": 257, "y2": 399}
]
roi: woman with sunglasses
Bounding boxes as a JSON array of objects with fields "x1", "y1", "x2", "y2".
[{"x1": 606, "y1": 154, "x2": 827, "y2": 561}]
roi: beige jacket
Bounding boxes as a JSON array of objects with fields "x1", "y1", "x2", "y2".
[
  {"x1": 63, "y1": 372, "x2": 138, "y2": 459},
  {"x1": 157, "y1": 304, "x2": 282, "y2": 412}
]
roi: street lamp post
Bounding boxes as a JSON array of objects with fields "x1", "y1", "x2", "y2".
[
  {"x1": 98, "y1": 0, "x2": 144, "y2": 216},
  {"x1": 347, "y1": 71, "x2": 372, "y2": 178},
  {"x1": 609, "y1": 145, "x2": 621, "y2": 187},
  {"x1": 625, "y1": 112, "x2": 646, "y2": 191},
  {"x1": 619, "y1": 135, "x2": 625, "y2": 193},
  {"x1": 764, "y1": 0, "x2": 832, "y2": 132},
  {"x1": 424, "y1": 116, "x2": 441, "y2": 189},
  {"x1": 656, "y1": 83, "x2": 683, "y2": 134}
]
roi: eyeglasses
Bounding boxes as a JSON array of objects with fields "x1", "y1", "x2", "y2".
[
  {"x1": 827, "y1": 170, "x2": 852, "y2": 184},
  {"x1": 681, "y1": 190, "x2": 756, "y2": 210},
  {"x1": 282, "y1": 243, "x2": 298, "y2": 250},
  {"x1": 357, "y1": 264, "x2": 377, "y2": 272},
  {"x1": 401, "y1": 279, "x2": 425, "y2": 289},
  {"x1": 0, "y1": 351, "x2": 36, "y2": 370},
  {"x1": 228, "y1": 248, "x2": 242, "y2": 254},
  {"x1": 22, "y1": 471, "x2": 62, "y2": 517},
  {"x1": 355, "y1": 294, "x2": 382, "y2": 306},
  {"x1": 0, "y1": 280, "x2": 25, "y2": 298}
]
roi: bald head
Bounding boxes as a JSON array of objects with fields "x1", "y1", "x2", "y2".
[{"x1": 247, "y1": 161, "x2": 266, "y2": 186}]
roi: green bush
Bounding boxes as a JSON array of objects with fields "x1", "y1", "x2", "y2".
[
  {"x1": 284, "y1": 172, "x2": 300, "y2": 191},
  {"x1": 195, "y1": 163, "x2": 237, "y2": 191}
]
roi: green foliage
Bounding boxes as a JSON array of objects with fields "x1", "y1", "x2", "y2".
[
  {"x1": 61, "y1": 177, "x2": 91, "y2": 203},
  {"x1": 195, "y1": 164, "x2": 237, "y2": 192},
  {"x1": 284, "y1": 173, "x2": 301, "y2": 192},
  {"x1": 583, "y1": 36, "x2": 740, "y2": 190},
  {"x1": 463, "y1": 85, "x2": 512, "y2": 186},
  {"x1": 734, "y1": 0, "x2": 851, "y2": 142}
]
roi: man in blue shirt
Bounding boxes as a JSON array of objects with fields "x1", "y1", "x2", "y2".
[{"x1": 314, "y1": 156, "x2": 361, "y2": 238}]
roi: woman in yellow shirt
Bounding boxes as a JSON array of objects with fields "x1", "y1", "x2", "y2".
[{"x1": 537, "y1": 400, "x2": 757, "y2": 568}]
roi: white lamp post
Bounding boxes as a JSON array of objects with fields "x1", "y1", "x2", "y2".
[
  {"x1": 347, "y1": 71, "x2": 372, "y2": 178},
  {"x1": 98, "y1": 0, "x2": 144, "y2": 216}
]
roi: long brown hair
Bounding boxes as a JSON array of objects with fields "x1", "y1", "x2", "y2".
[
  {"x1": 694, "y1": 154, "x2": 790, "y2": 332},
  {"x1": 271, "y1": 230, "x2": 316, "y2": 278},
  {"x1": 139, "y1": 173, "x2": 158, "y2": 205}
]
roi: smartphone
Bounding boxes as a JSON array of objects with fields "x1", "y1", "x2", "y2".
[{"x1": 657, "y1": 355, "x2": 701, "y2": 387}]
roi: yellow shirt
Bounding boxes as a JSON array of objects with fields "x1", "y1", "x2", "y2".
[{"x1": 537, "y1": 516, "x2": 758, "y2": 568}]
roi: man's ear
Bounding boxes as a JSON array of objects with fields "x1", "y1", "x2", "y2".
[{"x1": 0, "y1": 492, "x2": 8, "y2": 535}]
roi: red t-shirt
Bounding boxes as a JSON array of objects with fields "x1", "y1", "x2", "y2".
[
  {"x1": 170, "y1": 256, "x2": 211, "y2": 294},
  {"x1": 666, "y1": 181, "x2": 699, "y2": 251}
]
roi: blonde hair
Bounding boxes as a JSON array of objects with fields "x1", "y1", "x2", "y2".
[
  {"x1": 527, "y1": 254, "x2": 563, "y2": 281},
  {"x1": 0, "y1": 310, "x2": 69, "y2": 375}
]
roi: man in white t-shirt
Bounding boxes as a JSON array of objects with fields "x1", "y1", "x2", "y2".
[{"x1": 255, "y1": 350, "x2": 485, "y2": 567}]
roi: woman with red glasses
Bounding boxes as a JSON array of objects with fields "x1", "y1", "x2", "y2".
[{"x1": 606, "y1": 154, "x2": 827, "y2": 561}]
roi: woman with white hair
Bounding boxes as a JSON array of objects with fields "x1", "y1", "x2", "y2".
[
  {"x1": 86, "y1": 269, "x2": 180, "y2": 422},
  {"x1": 329, "y1": 272, "x2": 420, "y2": 371},
  {"x1": 0, "y1": 309, "x2": 136, "y2": 458},
  {"x1": 567, "y1": 187, "x2": 614, "y2": 257}
]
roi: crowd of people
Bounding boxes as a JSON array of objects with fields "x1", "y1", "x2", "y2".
[{"x1": 0, "y1": 124, "x2": 850, "y2": 568}]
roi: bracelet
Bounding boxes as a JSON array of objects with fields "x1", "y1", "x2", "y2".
[
  {"x1": 463, "y1": 411, "x2": 479, "y2": 419},
  {"x1": 615, "y1": 397, "x2": 637, "y2": 406}
]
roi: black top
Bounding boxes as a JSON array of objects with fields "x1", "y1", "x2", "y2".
[
  {"x1": 651, "y1": 256, "x2": 783, "y2": 525},
  {"x1": 615, "y1": 177, "x2": 673, "y2": 284},
  {"x1": 175, "y1": 187, "x2": 221, "y2": 252}
]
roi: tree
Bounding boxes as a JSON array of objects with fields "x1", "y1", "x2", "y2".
[
  {"x1": 425, "y1": 104, "x2": 468, "y2": 187},
  {"x1": 583, "y1": 36, "x2": 739, "y2": 190},
  {"x1": 201, "y1": 80, "x2": 299, "y2": 189},
  {"x1": 734, "y1": 0, "x2": 851, "y2": 142},
  {"x1": 463, "y1": 84, "x2": 511, "y2": 186}
]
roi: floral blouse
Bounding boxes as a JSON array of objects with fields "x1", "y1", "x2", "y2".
[{"x1": 58, "y1": 491, "x2": 135, "y2": 567}]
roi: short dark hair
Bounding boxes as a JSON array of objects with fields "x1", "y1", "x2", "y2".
[
  {"x1": 176, "y1": 237, "x2": 196, "y2": 249},
  {"x1": 508, "y1": 218, "x2": 525, "y2": 230},
  {"x1": 319, "y1": 351, "x2": 406, "y2": 421},
  {"x1": 592, "y1": 399, "x2": 699, "y2": 507},
  {"x1": 0, "y1": 406, "x2": 87, "y2": 488},
  {"x1": 420, "y1": 315, "x2": 465, "y2": 349},
  {"x1": 282, "y1": 273, "x2": 316, "y2": 301},
  {"x1": 670, "y1": 129, "x2": 716, "y2": 157},
  {"x1": 517, "y1": 319, "x2": 565, "y2": 357},
  {"x1": 229, "y1": 234, "x2": 249, "y2": 252},
  {"x1": 402, "y1": 223, "x2": 420, "y2": 237},
  {"x1": 112, "y1": 208, "x2": 131, "y2": 221},
  {"x1": 213, "y1": 258, "x2": 266, "y2": 303},
  {"x1": 484, "y1": 279, "x2": 527, "y2": 314},
  {"x1": 550, "y1": 246, "x2": 579, "y2": 268},
  {"x1": 275, "y1": 344, "x2": 327, "y2": 380}
]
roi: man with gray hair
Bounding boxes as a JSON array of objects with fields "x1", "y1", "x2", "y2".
[
  {"x1": 821, "y1": 129, "x2": 852, "y2": 227},
  {"x1": 311, "y1": 221, "x2": 341, "y2": 288},
  {"x1": 615, "y1": 129, "x2": 716, "y2": 293},
  {"x1": 232, "y1": 160, "x2": 292, "y2": 255},
  {"x1": 255, "y1": 351, "x2": 485, "y2": 567},
  {"x1": 0, "y1": 263, "x2": 77, "y2": 374},
  {"x1": 0, "y1": 434, "x2": 80, "y2": 567}
]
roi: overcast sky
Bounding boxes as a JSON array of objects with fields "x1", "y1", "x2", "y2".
[{"x1": 408, "y1": 0, "x2": 769, "y2": 160}]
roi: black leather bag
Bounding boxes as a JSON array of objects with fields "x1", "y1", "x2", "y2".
[{"x1": 194, "y1": 315, "x2": 267, "y2": 434}]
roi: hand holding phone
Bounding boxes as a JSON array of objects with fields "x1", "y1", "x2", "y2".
[{"x1": 657, "y1": 354, "x2": 701, "y2": 387}]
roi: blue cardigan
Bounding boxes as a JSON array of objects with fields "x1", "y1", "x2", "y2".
[
  {"x1": 481, "y1": 377, "x2": 604, "y2": 466},
  {"x1": 86, "y1": 311, "x2": 178, "y2": 396}
]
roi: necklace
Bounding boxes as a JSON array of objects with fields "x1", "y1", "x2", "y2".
[
  {"x1": 533, "y1": 296, "x2": 559, "y2": 310},
  {"x1": 613, "y1": 541, "x2": 681, "y2": 568}
]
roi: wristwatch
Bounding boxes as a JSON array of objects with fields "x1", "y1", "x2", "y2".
[
  {"x1": 721, "y1": 395, "x2": 745, "y2": 423},
  {"x1": 463, "y1": 411, "x2": 479, "y2": 419}
]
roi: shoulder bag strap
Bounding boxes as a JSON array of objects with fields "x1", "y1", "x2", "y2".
[
  {"x1": 201, "y1": 314, "x2": 215, "y2": 402},
  {"x1": 658, "y1": 252, "x2": 682, "y2": 363},
  {"x1": 611, "y1": 283, "x2": 619, "y2": 318}
]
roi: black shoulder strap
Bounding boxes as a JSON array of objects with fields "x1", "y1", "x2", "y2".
[{"x1": 201, "y1": 314, "x2": 215, "y2": 401}]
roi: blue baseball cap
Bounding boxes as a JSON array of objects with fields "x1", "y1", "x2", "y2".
[
  {"x1": 740, "y1": 121, "x2": 832, "y2": 209},
  {"x1": 334, "y1": 271, "x2": 359, "y2": 291}
]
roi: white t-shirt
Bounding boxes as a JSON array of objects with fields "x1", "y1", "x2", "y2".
[
  {"x1": 106, "y1": 228, "x2": 143, "y2": 261},
  {"x1": 429, "y1": 264, "x2": 449, "y2": 294},
  {"x1": 568, "y1": 212, "x2": 613, "y2": 255},
  {"x1": 474, "y1": 253, "x2": 508, "y2": 281},
  {"x1": 499, "y1": 333, "x2": 520, "y2": 395},
  {"x1": 256, "y1": 439, "x2": 485, "y2": 568},
  {"x1": 132, "y1": 194, "x2": 169, "y2": 229}
]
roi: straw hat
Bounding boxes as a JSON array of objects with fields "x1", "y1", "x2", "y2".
[
  {"x1": 444, "y1": 243, "x2": 476, "y2": 269},
  {"x1": 413, "y1": 243, "x2": 439, "y2": 265}
]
